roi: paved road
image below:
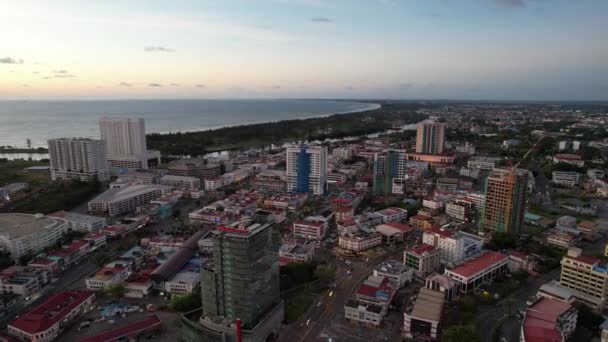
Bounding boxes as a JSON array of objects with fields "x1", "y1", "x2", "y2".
[
  {"x1": 280, "y1": 247, "x2": 406, "y2": 342},
  {"x1": 477, "y1": 267, "x2": 561, "y2": 342}
]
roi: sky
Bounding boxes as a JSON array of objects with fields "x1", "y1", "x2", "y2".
[{"x1": 0, "y1": 0, "x2": 607, "y2": 101}]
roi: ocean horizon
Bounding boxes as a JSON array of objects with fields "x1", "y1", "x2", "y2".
[{"x1": 0, "y1": 99, "x2": 380, "y2": 148}]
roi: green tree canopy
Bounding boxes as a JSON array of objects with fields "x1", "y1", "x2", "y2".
[{"x1": 441, "y1": 325, "x2": 480, "y2": 342}]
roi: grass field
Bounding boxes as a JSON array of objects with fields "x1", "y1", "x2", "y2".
[{"x1": 0, "y1": 159, "x2": 50, "y2": 187}]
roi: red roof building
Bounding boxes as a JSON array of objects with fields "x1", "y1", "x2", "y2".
[
  {"x1": 8, "y1": 291, "x2": 95, "y2": 342},
  {"x1": 521, "y1": 297, "x2": 577, "y2": 342},
  {"x1": 79, "y1": 315, "x2": 162, "y2": 342},
  {"x1": 445, "y1": 251, "x2": 509, "y2": 293}
]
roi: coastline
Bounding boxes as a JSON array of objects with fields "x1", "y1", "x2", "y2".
[
  {"x1": 147, "y1": 101, "x2": 425, "y2": 156},
  {"x1": 154, "y1": 102, "x2": 382, "y2": 135}
]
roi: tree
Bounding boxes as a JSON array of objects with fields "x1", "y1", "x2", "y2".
[
  {"x1": 441, "y1": 325, "x2": 480, "y2": 342},
  {"x1": 104, "y1": 284, "x2": 127, "y2": 299},
  {"x1": 89, "y1": 251, "x2": 110, "y2": 267},
  {"x1": 169, "y1": 290, "x2": 201, "y2": 312},
  {"x1": 314, "y1": 264, "x2": 336, "y2": 285}
]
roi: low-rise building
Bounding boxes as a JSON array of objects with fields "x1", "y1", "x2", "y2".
[
  {"x1": 409, "y1": 214, "x2": 434, "y2": 230},
  {"x1": 404, "y1": 244, "x2": 442, "y2": 278},
  {"x1": 552, "y1": 171, "x2": 581, "y2": 187},
  {"x1": 553, "y1": 154, "x2": 585, "y2": 167},
  {"x1": 0, "y1": 183, "x2": 28, "y2": 202},
  {"x1": 375, "y1": 222, "x2": 414, "y2": 245},
  {"x1": 536, "y1": 280, "x2": 576, "y2": 305},
  {"x1": 506, "y1": 250, "x2": 536, "y2": 273},
  {"x1": 8, "y1": 291, "x2": 95, "y2": 342},
  {"x1": 578, "y1": 220, "x2": 599, "y2": 238},
  {"x1": 547, "y1": 230, "x2": 578, "y2": 249},
  {"x1": 293, "y1": 219, "x2": 326, "y2": 241},
  {"x1": 373, "y1": 260, "x2": 412, "y2": 288},
  {"x1": 444, "y1": 250, "x2": 508, "y2": 294},
  {"x1": 425, "y1": 273, "x2": 459, "y2": 302},
  {"x1": 403, "y1": 288, "x2": 444, "y2": 341},
  {"x1": 48, "y1": 211, "x2": 106, "y2": 233},
  {"x1": 467, "y1": 156, "x2": 501, "y2": 170},
  {"x1": 520, "y1": 297, "x2": 577, "y2": 342},
  {"x1": 339, "y1": 231, "x2": 382, "y2": 252},
  {"x1": 374, "y1": 207, "x2": 407, "y2": 223},
  {"x1": 165, "y1": 271, "x2": 200, "y2": 294},
  {"x1": 88, "y1": 185, "x2": 170, "y2": 216},
  {"x1": 85, "y1": 261, "x2": 131, "y2": 291},
  {"x1": 250, "y1": 169, "x2": 287, "y2": 192},
  {"x1": 422, "y1": 228, "x2": 484, "y2": 266},
  {"x1": 344, "y1": 300, "x2": 383, "y2": 327},
  {"x1": 0, "y1": 213, "x2": 69, "y2": 261},
  {"x1": 159, "y1": 174, "x2": 201, "y2": 190},
  {"x1": 279, "y1": 242, "x2": 315, "y2": 265},
  {"x1": 355, "y1": 275, "x2": 396, "y2": 315}
]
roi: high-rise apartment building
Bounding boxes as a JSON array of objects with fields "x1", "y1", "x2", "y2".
[
  {"x1": 99, "y1": 117, "x2": 160, "y2": 170},
  {"x1": 181, "y1": 223, "x2": 283, "y2": 341},
  {"x1": 286, "y1": 145, "x2": 327, "y2": 195},
  {"x1": 480, "y1": 167, "x2": 528, "y2": 234},
  {"x1": 48, "y1": 138, "x2": 109, "y2": 181},
  {"x1": 373, "y1": 149, "x2": 406, "y2": 195},
  {"x1": 560, "y1": 247, "x2": 608, "y2": 310},
  {"x1": 415, "y1": 119, "x2": 446, "y2": 154}
]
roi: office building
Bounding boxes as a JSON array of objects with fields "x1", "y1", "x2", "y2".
[
  {"x1": 560, "y1": 247, "x2": 608, "y2": 310},
  {"x1": 480, "y1": 167, "x2": 528, "y2": 234},
  {"x1": 286, "y1": 145, "x2": 328, "y2": 195},
  {"x1": 8, "y1": 291, "x2": 95, "y2": 342},
  {"x1": 373, "y1": 149, "x2": 406, "y2": 195},
  {"x1": 403, "y1": 288, "x2": 444, "y2": 341},
  {"x1": 415, "y1": 119, "x2": 446, "y2": 154},
  {"x1": 0, "y1": 213, "x2": 68, "y2": 261},
  {"x1": 48, "y1": 138, "x2": 109, "y2": 181},
  {"x1": 99, "y1": 117, "x2": 160, "y2": 170},
  {"x1": 520, "y1": 297, "x2": 577, "y2": 342},
  {"x1": 181, "y1": 223, "x2": 283, "y2": 342}
]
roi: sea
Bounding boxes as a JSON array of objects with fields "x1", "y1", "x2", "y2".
[{"x1": 0, "y1": 99, "x2": 380, "y2": 150}]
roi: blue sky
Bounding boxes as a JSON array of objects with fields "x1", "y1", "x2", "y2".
[{"x1": 0, "y1": 0, "x2": 607, "y2": 100}]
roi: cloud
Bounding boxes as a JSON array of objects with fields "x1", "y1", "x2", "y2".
[
  {"x1": 144, "y1": 46, "x2": 175, "y2": 53},
  {"x1": 195, "y1": 84, "x2": 206, "y2": 88},
  {"x1": 495, "y1": 0, "x2": 526, "y2": 8},
  {"x1": 119, "y1": 82, "x2": 132, "y2": 87},
  {"x1": 0, "y1": 57, "x2": 23, "y2": 64},
  {"x1": 272, "y1": 85, "x2": 281, "y2": 89},
  {"x1": 310, "y1": 17, "x2": 332, "y2": 23},
  {"x1": 53, "y1": 74, "x2": 76, "y2": 78},
  {"x1": 53, "y1": 69, "x2": 68, "y2": 74},
  {"x1": 169, "y1": 83, "x2": 180, "y2": 87},
  {"x1": 345, "y1": 85, "x2": 355, "y2": 91},
  {"x1": 399, "y1": 83, "x2": 413, "y2": 89},
  {"x1": 149, "y1": 83, "x2": 163, "y2": 87}
]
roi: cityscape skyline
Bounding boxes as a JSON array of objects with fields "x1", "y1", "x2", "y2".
[{"x1": 1, "y1": 0, "x2": 607, "y2": 100}]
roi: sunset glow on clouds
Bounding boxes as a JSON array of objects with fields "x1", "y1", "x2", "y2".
[{"x1": 1, "y1": 0, "x2": 607, "y2": 100}]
